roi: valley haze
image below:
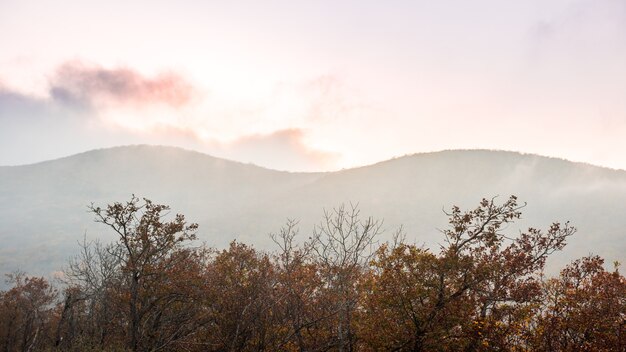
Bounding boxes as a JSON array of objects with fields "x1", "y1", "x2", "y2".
[{"x1": 0, "y1": 145, "x2": 624, "y2": 280}]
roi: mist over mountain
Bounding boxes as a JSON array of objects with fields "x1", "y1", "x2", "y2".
[{"x1": 1, "y1": 145, "x2": 624, "y2": 279}]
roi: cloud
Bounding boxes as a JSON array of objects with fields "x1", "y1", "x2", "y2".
[
  {"x1": 0, "y1": 87, "x2": 48, "y2": 119},
  {"x1": 528, "y1": 0, "x2": 626, "y2": 55},
  {"x1": 87, "y1": 123, "x2": 341, "y2": 172},
  {"x1": 271, "y1": 74, "x2": 381, "y2": 126},
  {"x1": 0, "y1": 85, "x2": 105, "y2": 165},
  {"x1": 49, "y1": 61, "x2": 195, "y2": 109},
  {"x1": 218, "y1": 129, "x2": 340, "y2": 171},
  {"x1": 0, "y1": 63, "x2": 350, "y2": 171},
  {"x1": 302, "y1": 75, "x2": 358, "y2": 123}
]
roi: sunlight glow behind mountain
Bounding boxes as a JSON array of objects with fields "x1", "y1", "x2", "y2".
[{"x1": 2, "y1": 1, "x2": 626, "y2": 171}]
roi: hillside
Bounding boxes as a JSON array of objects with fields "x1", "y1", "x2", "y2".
[{"x1": 1, "y1": 146, "x2": 625, "y2": 277}]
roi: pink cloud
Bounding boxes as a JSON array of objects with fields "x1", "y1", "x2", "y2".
[
  {"x1": 49, "y1": 61, "x2": 195, "y2": 108},
  {"x1": 122, "y1": 124, "x2": 340, "y2": 171},
  {"x1": 222, "y1": 128, "x2": 339, "y2": 170}
]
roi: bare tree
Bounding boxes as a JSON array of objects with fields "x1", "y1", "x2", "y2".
[
  {"x1": 308, "y1": 204, "x2": 382, "y2": 352},
  {"x1": 58, "y1": 236, "x2": 122, "y2": 348},
  {"x1": 271, "y1": 220, "x2": 328, "y2": 351}
]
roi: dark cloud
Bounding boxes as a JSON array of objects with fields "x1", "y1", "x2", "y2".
[
  {"x1": 0, "y1": 88, "x2": 47, "y2": 118},
  {"x1": 0, "y1": 86, "x2": 99, "y2": 165},
  {"x1": 49, "y1": 62, "x2": 195, "y2": 109}
]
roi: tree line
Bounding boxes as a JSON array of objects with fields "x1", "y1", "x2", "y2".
[{"x1": 0, "y1": 195, "x2": 624, "y2": 351}]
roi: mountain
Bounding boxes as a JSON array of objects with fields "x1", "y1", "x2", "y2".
[{"x1": 1, "y1": 145, "x2": 625, "y2": 279}]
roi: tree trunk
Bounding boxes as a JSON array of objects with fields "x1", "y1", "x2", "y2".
[{"x1": 130, "y1": 271, "x2": 140, "y2": 352}]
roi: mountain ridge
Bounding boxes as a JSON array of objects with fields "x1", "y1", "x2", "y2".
[
  {"x1": 2, "y1": 144, "x2": 625, "y2": 175},
  {"x1": 1, "y1": 145, "x2": 624, "y2": 280}
]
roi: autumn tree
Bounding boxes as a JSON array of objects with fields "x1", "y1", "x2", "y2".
[
  {"x1": 3, "y1": 195, "x2": 625, "y2": 351},
  {"x1": 531, "y1": 255, "x2": 626, "y2": 351},
  {"x1": 0, "y1": 273, "x2": 57, "y2": 352},
  {"x1": 87, "y1": 195, "x2": 206, "y2": 352},
  {"x1": 197, "y1": 241, "x2": 279, "y2": 351},
  {"x1": 359, "y1": 196, "x2": 575, "y2": 351}
]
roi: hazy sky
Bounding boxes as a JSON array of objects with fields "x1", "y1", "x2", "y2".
[{"x1": 1, "y1": 0, "x2": 625, "y2": 171}]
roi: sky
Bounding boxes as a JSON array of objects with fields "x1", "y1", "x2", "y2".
[{"x1": 1, "y1": 0, "x2": 625, "y2": 172}]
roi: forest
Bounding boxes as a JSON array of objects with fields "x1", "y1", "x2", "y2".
[{"x1": 0, "y1": 195, "x2": 624, "y2": 352}]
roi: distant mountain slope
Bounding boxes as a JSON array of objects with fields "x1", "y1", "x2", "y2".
[{"x1": 1, "y1": 146, "x2": 625, "y2": 278}]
